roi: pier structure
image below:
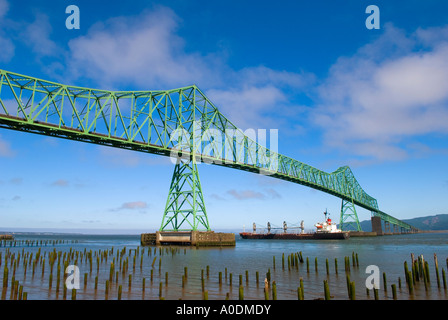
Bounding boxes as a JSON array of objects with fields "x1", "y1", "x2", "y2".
[
  {"x1": 141, "y1": 231, "x2": 235, "y2": 246},
  {"x1": 0, "y1": 234, "x2": 14, "y2": 240}
]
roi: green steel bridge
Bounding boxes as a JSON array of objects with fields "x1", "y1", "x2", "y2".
[{"x1": 0, "y1": 69, "x2": 417, "y2": 233}]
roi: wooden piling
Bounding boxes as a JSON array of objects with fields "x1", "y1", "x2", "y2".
[
  {"x1": 306, "y1": 257, "x2": 309, "y2": 273},
  {"x1": 282, "y1": 253, "x2": 284, "y2": 270},
  {"x1": 374, "y1": 288, "x2": 379, "y2": 300},
  {"x1": 84, "y1": 273, "x2": 88, "y2": 289},
  {"x1": 346, "y1": 274, "x2": 351, "y2": 299},
  {"x1": 105, "y1": 280, "x2": 109, "y2": 299},
  {"x1": 264, "y1": 279, "x2": 269, "y2": 300},
  {"x1": 442, "y1": 268, "x2": 446, "y2": 289},
  {"x1": 434, "y1": 254, "x2": 440, "y2": 288},
  {"x1": 272, "y1": 281, "x2": 277, "y2": 300},
  {"x1": 404, "y1": 261, "x2": 409, "y2": 284},
  {"x1": 299, "y1": 277, "x2": 304, "y2": 300},
  {"x1": 407, "y1": 271, "x2": 413, "y2": 294},
  {"x1": 3, "y1": 266, "x2": 8, "y2": 289},
  {"x1": 49, "y1": 273, "x2": 53, "y2": 290},
  {"x1": 239, "y1": 285, "x2": 244, "y2": 300},
  {"x1": 349, "y1": 281, "x2": 356, "y2": 300},
  {"x1": 287, "y1": 255, "x2": 291, "y2": 271},
  {"x1": 391, "y1": 284, "x2": 397, "y2": 300},
  {"x1": 424, "y1": 260, "x2": 430, "y2": 284},
  {"x1": 323, "y1": 280, "x2": 330, "y2": 300}
]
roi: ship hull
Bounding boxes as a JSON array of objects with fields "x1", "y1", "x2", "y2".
[{"x1": 239, "y1": 231, "x2": 349, "y2": 240}]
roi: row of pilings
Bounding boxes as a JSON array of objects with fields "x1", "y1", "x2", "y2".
[{"x1": 1, "y1": 242, "x2": 447, "y2": 300}]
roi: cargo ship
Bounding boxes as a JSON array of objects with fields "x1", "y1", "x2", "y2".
[{"x1": 239, "y1": 210, "x2": 349, "y2": 240}]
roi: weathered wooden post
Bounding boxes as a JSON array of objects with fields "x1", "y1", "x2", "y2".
[{"x1": 324, "y1": 280, "x2": 330, "y2": 300}]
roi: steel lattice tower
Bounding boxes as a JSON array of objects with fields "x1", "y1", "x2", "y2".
[
  {"x1": 339, "y1": 199, "x2": 361, "y2": 231},
  {"x1": 160, "y1": 158, "x2": 210, "y2": 231}
]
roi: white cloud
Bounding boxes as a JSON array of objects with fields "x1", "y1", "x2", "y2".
[
  {"x1": 0, "y1": 0, "x2": 8, "y2": 20},
  {"x1": 227, "y1": 189, "x2": 266, "y2": 200},
  {"x1": 120, "y1": 201, "x2": 147, "y2": 210},
  {"x1": 205, "y1": 66, "x2": 313, "y2": 130},
  {"x1": 0, "y1": 0, "x2": 13, "y2": 63},
  {"x1": 0, "y1": 135, "x2": 15, "y2": 157},
  {"x1": 312, "y1": 24, "x2": 448, "y2": 162},
  {"x1": 20, "y1": 12, "x2": 59, "y2": 57},
  {"x1": 206, "y1": 85, "x2": 287, "y2": 129},
  {"x1": 110, "y1": 201, "x2": 148, "y2": 212},
  {"x1": 0, "y1": 34, "x2": 14, "y2": 63},
  {"x1": 66, "y1": 7, "x2": 217, "y2": 89},
  {"x1": 225, "y1": 188, "x2": 281, "y2": 200},
  {"x1": 51, "y1": 179, "x2": 69, "y2": 187},
  {"x1": 61, "y1": 7, "x2": 311, "y2": 131}
]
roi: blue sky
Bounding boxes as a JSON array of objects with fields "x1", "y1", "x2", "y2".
[{"x1": 0, "y1": 0, "x2": 448, "y2": 233}]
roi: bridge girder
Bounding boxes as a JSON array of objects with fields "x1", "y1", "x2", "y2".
[{"x1": 0, "y1": 69, "x2": 416, "y2": 232}]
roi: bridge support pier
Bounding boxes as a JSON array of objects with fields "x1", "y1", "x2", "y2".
[
  {"x1": 159, "y1": 158, "x2": 210, "y2": 232},
  {"x1": 371, "y1": 216, "x2": 383, "y2": 235},
  {"x1": 141, "y1": 231, "x2": 235, "y2": 246},
  {"x1": 384, "y1": 221, "x2": 390, "y2": 234}
]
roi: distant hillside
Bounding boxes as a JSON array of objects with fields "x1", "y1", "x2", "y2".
[
  {"x1": 359, "y1": 214, "x2": 448, "y2": 231},
  {"x1": 403, "y1": 214, "x2": 448, "y2": 231}
]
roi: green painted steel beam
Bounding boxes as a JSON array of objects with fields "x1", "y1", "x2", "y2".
[
  {"x1": 0, "y1": 69, "x2": 417, "y2": 231},
  {"x1": 340, "y1": 199, "x2": 361, "y2": 231}
]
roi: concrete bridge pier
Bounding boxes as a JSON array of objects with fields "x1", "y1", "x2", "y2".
[
  {"x1": 141, "y1": 230, "x2": 236, "y2": 246},
  {"x1": 371, "y1": 216, "x2": 383, "y2": 235}
]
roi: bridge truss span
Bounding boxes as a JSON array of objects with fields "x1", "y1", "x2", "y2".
[{"x1": 0, "y1": 69, "x2": 417, "y2": 233}]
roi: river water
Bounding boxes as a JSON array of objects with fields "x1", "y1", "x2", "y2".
[{"x1": 1, "y1": 232, "x2": 447, "y2": 300}]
